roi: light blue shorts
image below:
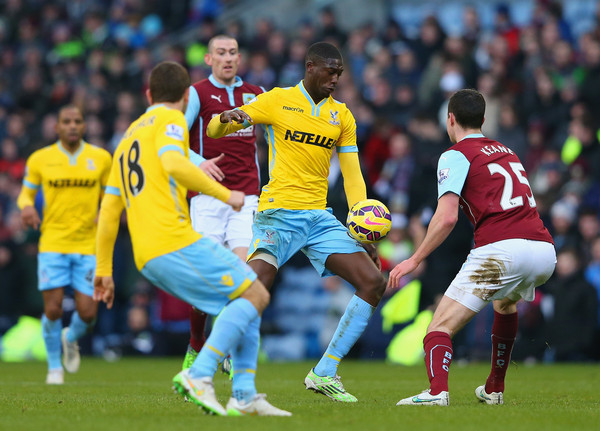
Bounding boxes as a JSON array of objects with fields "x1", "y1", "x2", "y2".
[
  {"x1": 140, "y1": 237, "x2": 257, "y2": 316},
  {"x1": 38, "y1": 252, "x2": 95, "y2": 296},
  {"x1": 248, "y1": 208, "x2": 365, "y2": 276}
]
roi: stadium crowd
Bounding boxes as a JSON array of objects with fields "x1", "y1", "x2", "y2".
[{"x1": 1, "y1": 0, "x2": 600, "y2": 363}]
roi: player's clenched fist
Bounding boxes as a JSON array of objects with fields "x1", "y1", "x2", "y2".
[{"x1": 227, "y1": 190, "x2": 245, "y2": 212}]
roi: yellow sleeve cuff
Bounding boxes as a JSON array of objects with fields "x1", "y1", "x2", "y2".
[
  {"x1": 16, "y1": 185, "x2": 37, "y2": 209},
  {"x1": 206, "y1": 114, "x2": 246, "y2": 138}
]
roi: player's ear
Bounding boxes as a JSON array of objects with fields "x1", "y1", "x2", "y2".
[
  {"x1": 145, "y1": 89, "x2": 153, "y2": 106},
  {"x1": 204, "y1": 53, "x2": 213, "y2": 66},
  {"x1": 448, "y1": 112, "x2": 456, "y2": 126}
]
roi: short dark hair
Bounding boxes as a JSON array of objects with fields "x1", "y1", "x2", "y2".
[
  {"x1": 447, "y1": 89, "x2": 485, "y2": 129},
  {"x1": 207, "y1": 34, "x2": 237, "y2": 52},
  {"x1": 306, "y1": 42, "x2": 342, "y2": 64},
  {"x1": 58, "y1": 104, "x2": 83, "y2": 120},
  {"x1": 149, "y1": 61, "x2": 190, "y2": 103}
]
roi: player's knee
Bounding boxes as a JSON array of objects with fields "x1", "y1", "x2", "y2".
[
  {"x1": 493, "y1": 298, "x2": 518, "y2": 315},
  {"x1": 357, "y1": 271, "x2": 386, "y2": 303},
  {"x1": 256, "y1": 281, "x2": 271, "y2": 313},
  {"x1": 241, "y1": 279, "x2": 270, "y2": 313},
  {"x1": 44, "y1": 304, "x2": 63, "y2": 321},
  {"x1": 77, "y1": 309, "x2": 97, "y2": 323}
]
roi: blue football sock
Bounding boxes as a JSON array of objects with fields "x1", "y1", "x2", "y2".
[
  {"x1": 189, "y1": 298, "x2": 258, "y2": 379},
  {"x1": 42, "y1": 314, "x2": 62, "y2": 370},
  {"x1": 67, "y1": 311, "x2": 92, "y2": 342},
  {"x1": 314, "y1": 295, "x2": 375, "y2": 377},
  {"x1": 231, "y1": 316, "x2": 260, "y2": 403}
]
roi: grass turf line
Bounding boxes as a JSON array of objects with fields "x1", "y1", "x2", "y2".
[{"x1": 0, "y1": 358, "x2": 599, "y2": 431}]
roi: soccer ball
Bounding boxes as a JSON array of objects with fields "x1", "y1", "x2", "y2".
[{"x1": 346, "y1": 199, "x2": 392, "y2": 244}]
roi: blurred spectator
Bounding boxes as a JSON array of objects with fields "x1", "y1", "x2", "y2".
[
  {"x1": 561, "y1": 113, "x2": 600, "y2": 181},
  {"x1": 266, "y1": 30, "x2": 288, "y2": 81},
  {"x1": 317, "y1": 6, "x2": 346, "y2": 47},
  {"x1": 462, "y1": 5, "x2": 481, "y2": 51},
  {"x1": 584, "y1": 236, "x2": 600, "y2": 350},
  {"x1": 577, "y1": 207, "x2": 600, "y2": 264},
  {"x1": 411, "y1": 15, "x2": 446, "y2": 71},
  {"x1": 544, "y1": 247, "x2": 598, "y2": 361},
  {"x1": 0, "y1": 137, "x2": 25, "y2": 180},
  {"x1": 494, "y1": 3, "x2": 520, "y2": 56},
  {"x1": 494, "y1": 102, "x2": 528, "y2": 160},
  {"x1": 244, "y1": 51, "x2": 276, "y2": 89},
  {"x1": 373, "y1": 130, "x2": 414, "y2": 215},
  {"x1": 548, "y1": 199, "x2": 579, "y2": 251},
  {"x1": 278, "y1": 39, "x2": 307, "y2": 87},
  {"x1": 578, "y1": 37, "x2": 600, "y2": 119}
]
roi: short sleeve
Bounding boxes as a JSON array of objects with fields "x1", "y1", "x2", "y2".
[
  {"x1": 22, "y1": 152, "x2": 41, "y2": 189},
  {"x1": 184, "y1": 86, "x2": 200, "y2": 130},
  {"x1": 239, "y1": 90, "x2": 273, "y2": 126},
  {"x1": 437, "y1": 149, "x2": 470, "y2": 199},
  {"x1": 104, "y1": 155, "x2": 121, "y2": 197},
  {"x1": 155, "y1": 110, "x2": 189, "y2": 158},
  {"x1": 100, "y1": 150, "x2": 112, "y2": 188}
]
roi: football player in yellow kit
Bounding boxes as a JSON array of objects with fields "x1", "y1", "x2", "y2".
[
  {"x1": 17, "y1": 105, "x2": 112, "y2": 384},
  {"x1": 207, "y1": 42, "x2": 387, "y2": 402}
]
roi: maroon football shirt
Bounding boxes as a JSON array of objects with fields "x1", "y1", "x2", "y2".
[
  {"x1": 442, "y1": 136, "x2": 553, "y2": 248},
  {"x1": 187, "y1": 76, "x2": 264, "y2": 197}
]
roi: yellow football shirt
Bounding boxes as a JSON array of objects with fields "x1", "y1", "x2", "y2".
[
  {"x1": 19, "y1": 141, "x2": 112, "y2": 254},
  {"x1": 105, "y1": 105, "x2": 201, "y2": 270},
  {"x1": 238, "y1": 81, "x2": 360, "y2": 211}
]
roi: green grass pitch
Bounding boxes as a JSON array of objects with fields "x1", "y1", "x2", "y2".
[{"x1": 1, "y1": 358, "x2": 599, "y2": 431}]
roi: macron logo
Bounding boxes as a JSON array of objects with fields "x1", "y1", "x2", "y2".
[{"x1": 283, "y1": 106, "x2": 304, "y2": 113}]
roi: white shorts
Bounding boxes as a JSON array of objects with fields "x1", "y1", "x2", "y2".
[
  {"x1": 190, "y1": 194, "x2": 258, "y2": 250},
  {"x1": 445, "y1": 239, "x2": 556, "y2": 312}
]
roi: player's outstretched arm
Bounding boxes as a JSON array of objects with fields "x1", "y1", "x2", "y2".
[
  {"x1": 206, "y1": 109, "x2": 252, "y2": 139},
  {"x1": 388, "y1": 193, "x2": 460, "y2": 288}
]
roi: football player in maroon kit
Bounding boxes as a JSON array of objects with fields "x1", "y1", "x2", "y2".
[
  {"x1": 182, "y1": 35, "x2": 265, "y2": 371},
  {"x1": 389, "y1": 89, "x2": 556, "y2": 406}
]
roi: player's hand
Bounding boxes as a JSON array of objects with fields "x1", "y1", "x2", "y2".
[
  {"x1": 93, "y1": 276, "x2": 115, "y2": 309},
  {"x1": 387, "y1": 258, "x2": 419, "y2": 289},
  {"x1": 226, "y1": 190, "x2": 245, "y2": 212},
  {"x1": 20, "y1": 205, "x2": 41, "y2": 230},
  {"x1": 220, "y1": 109, "x2": 252, "y2": 124},
  {"x1": 200, "y1": 153, "x2": 225, "y2": 181},
  {"x1": 362, "y1": 243, "x2": 382, "y2": 270}
]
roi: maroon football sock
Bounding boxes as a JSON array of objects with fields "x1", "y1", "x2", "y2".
[
  {"x1": 485, "y1": 311, "x2": 518, "y2": 393},
  {"x1": 423, "y1": 331, "x2": 453, "y2": 395},
  {"x1": 189, "y1": 307, "x2": 208, "y2": 352}
]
